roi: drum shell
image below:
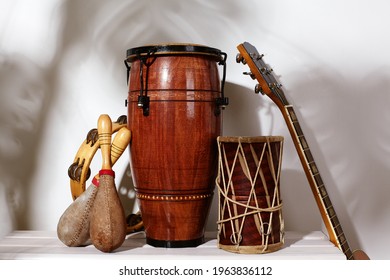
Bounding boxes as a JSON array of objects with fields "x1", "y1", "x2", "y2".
[
  {"x1": 216, "y1": 136, "x2": 284, "y2": 254},
  {"x1": 126, "y1": 46, "x2": 223, "y2": 247}
]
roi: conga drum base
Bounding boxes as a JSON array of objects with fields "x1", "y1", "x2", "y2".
[{"x1": 146, "y1": 237, "x2": 204, "y2": 248}]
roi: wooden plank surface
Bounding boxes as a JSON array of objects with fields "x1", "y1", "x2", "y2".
[{"x1": 0, "y1": 231, "x2": 345, "y2": 260}]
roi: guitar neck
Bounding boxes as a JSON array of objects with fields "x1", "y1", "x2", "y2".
[
  {"x1": 280, "y1": 104, "x2": 354, "y2": 259},
  {"x1": 236, "y1": 42, "x2": 370, "y2": 259}
]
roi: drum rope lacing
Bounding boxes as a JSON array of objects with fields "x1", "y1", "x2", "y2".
[{"x1": 216, "y1": 137, "x2": 285, "y2": 253}]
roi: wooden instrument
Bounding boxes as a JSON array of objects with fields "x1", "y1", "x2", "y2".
[
  {"x1": 90, "y1": 114, "x2": 127, "y2": 252},
  {"x1": 236, "y1": 42, "x2": 369, "y2": 260},
  {"x1": 57, "y1": 125, "x2": 131, "y2": 247},
  {"x1": 125, "y1": 44, "x2": 228, "y2": 247},
  {"x1": 68, "y1": 115, "x2": 127, "y2": 200},
  {"x1": 216, "y1": 136, "x2": 284, "y2": 254}
]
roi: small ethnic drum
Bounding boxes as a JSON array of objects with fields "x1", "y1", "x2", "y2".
[
  {"x1": 125, "y1": 44, "x2": 228, "y2": 247},
  {"x1": 216, "y1": 136, "x2": 284, "y2": 254}
]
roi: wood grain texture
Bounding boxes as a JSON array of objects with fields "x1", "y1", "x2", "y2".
[
  {"x1": 216, "y1": 137, "x2": 284, "y2": 254},
  {"x1": 127, "y1": 47, "x2": 223, "y2": 247}
]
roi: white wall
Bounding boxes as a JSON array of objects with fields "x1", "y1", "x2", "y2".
[{"x1": 1, "y1": 0, "x2": 389, "y2": 259}]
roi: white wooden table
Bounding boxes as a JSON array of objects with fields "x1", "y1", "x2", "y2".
[{"x1": 0, "y1": 231, "x2": 345, "y2": 260}]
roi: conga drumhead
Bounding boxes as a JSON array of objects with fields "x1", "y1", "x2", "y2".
[{"x1": 126, "y1": 43, "x2": 224, "y2": 62}]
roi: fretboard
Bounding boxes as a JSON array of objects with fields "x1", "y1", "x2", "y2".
[{"x1": 283, "y1": 104, "x2": 354, "y2": 259}]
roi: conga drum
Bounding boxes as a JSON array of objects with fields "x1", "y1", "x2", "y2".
[
  {"x1": 216, "y1": 136, "x2": 284, "y2": 254},
  {"x1": 125, "y1": 44, "x2": 228, "y2": 247}
]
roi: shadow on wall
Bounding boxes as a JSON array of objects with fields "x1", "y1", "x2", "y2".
[
  {"x1": 6, "y1": 0, "x2": 244, "y2": 232},
  {"x1": 0, "y1": 54, "x2": 51, "y2": 237},
  {"x1": 222, "y1": 82, "x2": 264, "y2": 136},
  {"x1": 48, "y1": 0, "x2": 248, "y2": 232},
  {"x1": 283, "y1": 63, "x2": 390, "y2": 254},
  {"x1": 219, "y1": 82, "x2": 322, "y2": 232},
  {"x1": 57, "y1": 0, "x2": 244, "y2": 87}
]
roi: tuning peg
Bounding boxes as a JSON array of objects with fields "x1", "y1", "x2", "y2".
[
  {"x1": 269, "y1": 83, "x2": 282, "y2": 90},
  {"x1": 243, "y1": 72, "x2": 256, "y2": 80},
  {"x1": 261, "y1": 67, "x2": 273, "y2": 75},
  {"x1": 256, "y1": 54, "x2": 264, "y2": 60},
  {"x1": 236, "y1": 53, "x2": 247, "y2": 64},
  {"x1": 254, "y1": 84, "x2": 264, "y2": 94},
  {"x1": 250, "y1": 53, "x2": 264, "y2": 61}
]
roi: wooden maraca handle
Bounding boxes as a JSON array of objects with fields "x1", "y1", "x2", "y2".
[
  {"x1": 92, "y1": 127, "x2": 131, "y2": 182},
  {"x1": 68, "y1": 115, "x2": 127, "y2": 200},
  {"x1": 111, "y1": 127, "x2": 131, "y2": 164},
  {"x1": 98, "y1": 114, "x2": 112, "y2": 170}
]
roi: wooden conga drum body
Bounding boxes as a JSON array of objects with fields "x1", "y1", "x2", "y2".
[
  {"x1": 216, "y1": 136, "x2": 284, "y2": 253},
  {"x1": 125, "y1": 44, "x2": 227, "y2": 247}
]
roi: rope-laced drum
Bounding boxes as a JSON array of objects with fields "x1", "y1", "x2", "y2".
[{"x1": 216, "y1": 136, "x2": 284, "y2": 254}]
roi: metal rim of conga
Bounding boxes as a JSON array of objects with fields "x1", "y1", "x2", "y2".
[
  {"x1": 126, "y1": 43, "x2": 225, "y2": 62},
  {"x1": 124, "y1": 43, "x2": 229, "y2": 116}
]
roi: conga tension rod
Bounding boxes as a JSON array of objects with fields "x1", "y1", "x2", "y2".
[
  {"x1": 215, "y1": 52, "x2": 229, "y2": 115},
  {"x1": 136, "y1": 49, "x2": 157, "y2": 116}
]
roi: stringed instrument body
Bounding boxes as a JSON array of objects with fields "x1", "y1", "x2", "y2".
[{"x1": 236, "y1": 42, "x2": 369, "y2": 260}]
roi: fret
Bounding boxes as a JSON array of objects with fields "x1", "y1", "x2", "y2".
[
  {"x1": 291, "y1": 120, "x2": 304, "y2": 137},
  {"x1": 337, "y1": 233, "x2": 346, "y2": 247},
  {"x1": 331, "y1": 215, "x2": 341, "y2": 229},
  {"x1": 285, "y1": 107, "x2": 318, "y2": 172},
  {"x1": 333, "y1": 220, "x2": 342, "y2": 234},
  {"x1": 285, "y1": 106, "x2": 304, "y2": 137},
  {"x1": 313, "y1": 173, "x2": 324, "y2": 188},
  {"x1": 309, "y1": 162, "x2": 319, "y2": 176},
  {"x1": 341, "y1": 240, "x2": 352, "y2": 257},
  {"x1": 302, "y1": 146, "x2": 313, "y2": 163},
  {"x1": 346, "y1": 250, "x2": 354, "y2": 260},
  {"x1": 338, "y1": 234, "x2": 350, "y2": 253},
  {"x1": 299, "y1": 135, "x2": 309, "y2": 150},
  {"x1": 318, "y1": 185, "x2": 328, "y2": 199},
  {"x1": 286, "y1": 105, "x2": 297, "y2": 121},
  {"x1": 324, "y1": 197, "x2": 334, "y2": 212}
]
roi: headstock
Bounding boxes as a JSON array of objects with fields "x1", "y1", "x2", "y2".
[{"x1": 237, "y1": 42, "x2": 289, "y2": 108}]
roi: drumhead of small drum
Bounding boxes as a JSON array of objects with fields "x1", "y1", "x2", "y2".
[
  {"x1": 217, "y1": 136, "x2": 284, "y2": 144},
  {"x1": 126, "y1": 43, "x2": 224, "y2": 62}
]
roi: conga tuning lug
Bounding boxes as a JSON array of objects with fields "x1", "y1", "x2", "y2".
[
  {"x1": 216, "y1": 97, "x2": 229, "y2": 107},
  {"x1": 137, "y1": 95, "x2": 150, "y2": 116},
  {"x1": 215, "y1": 97, "x2": 229, "y2": 116}
]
